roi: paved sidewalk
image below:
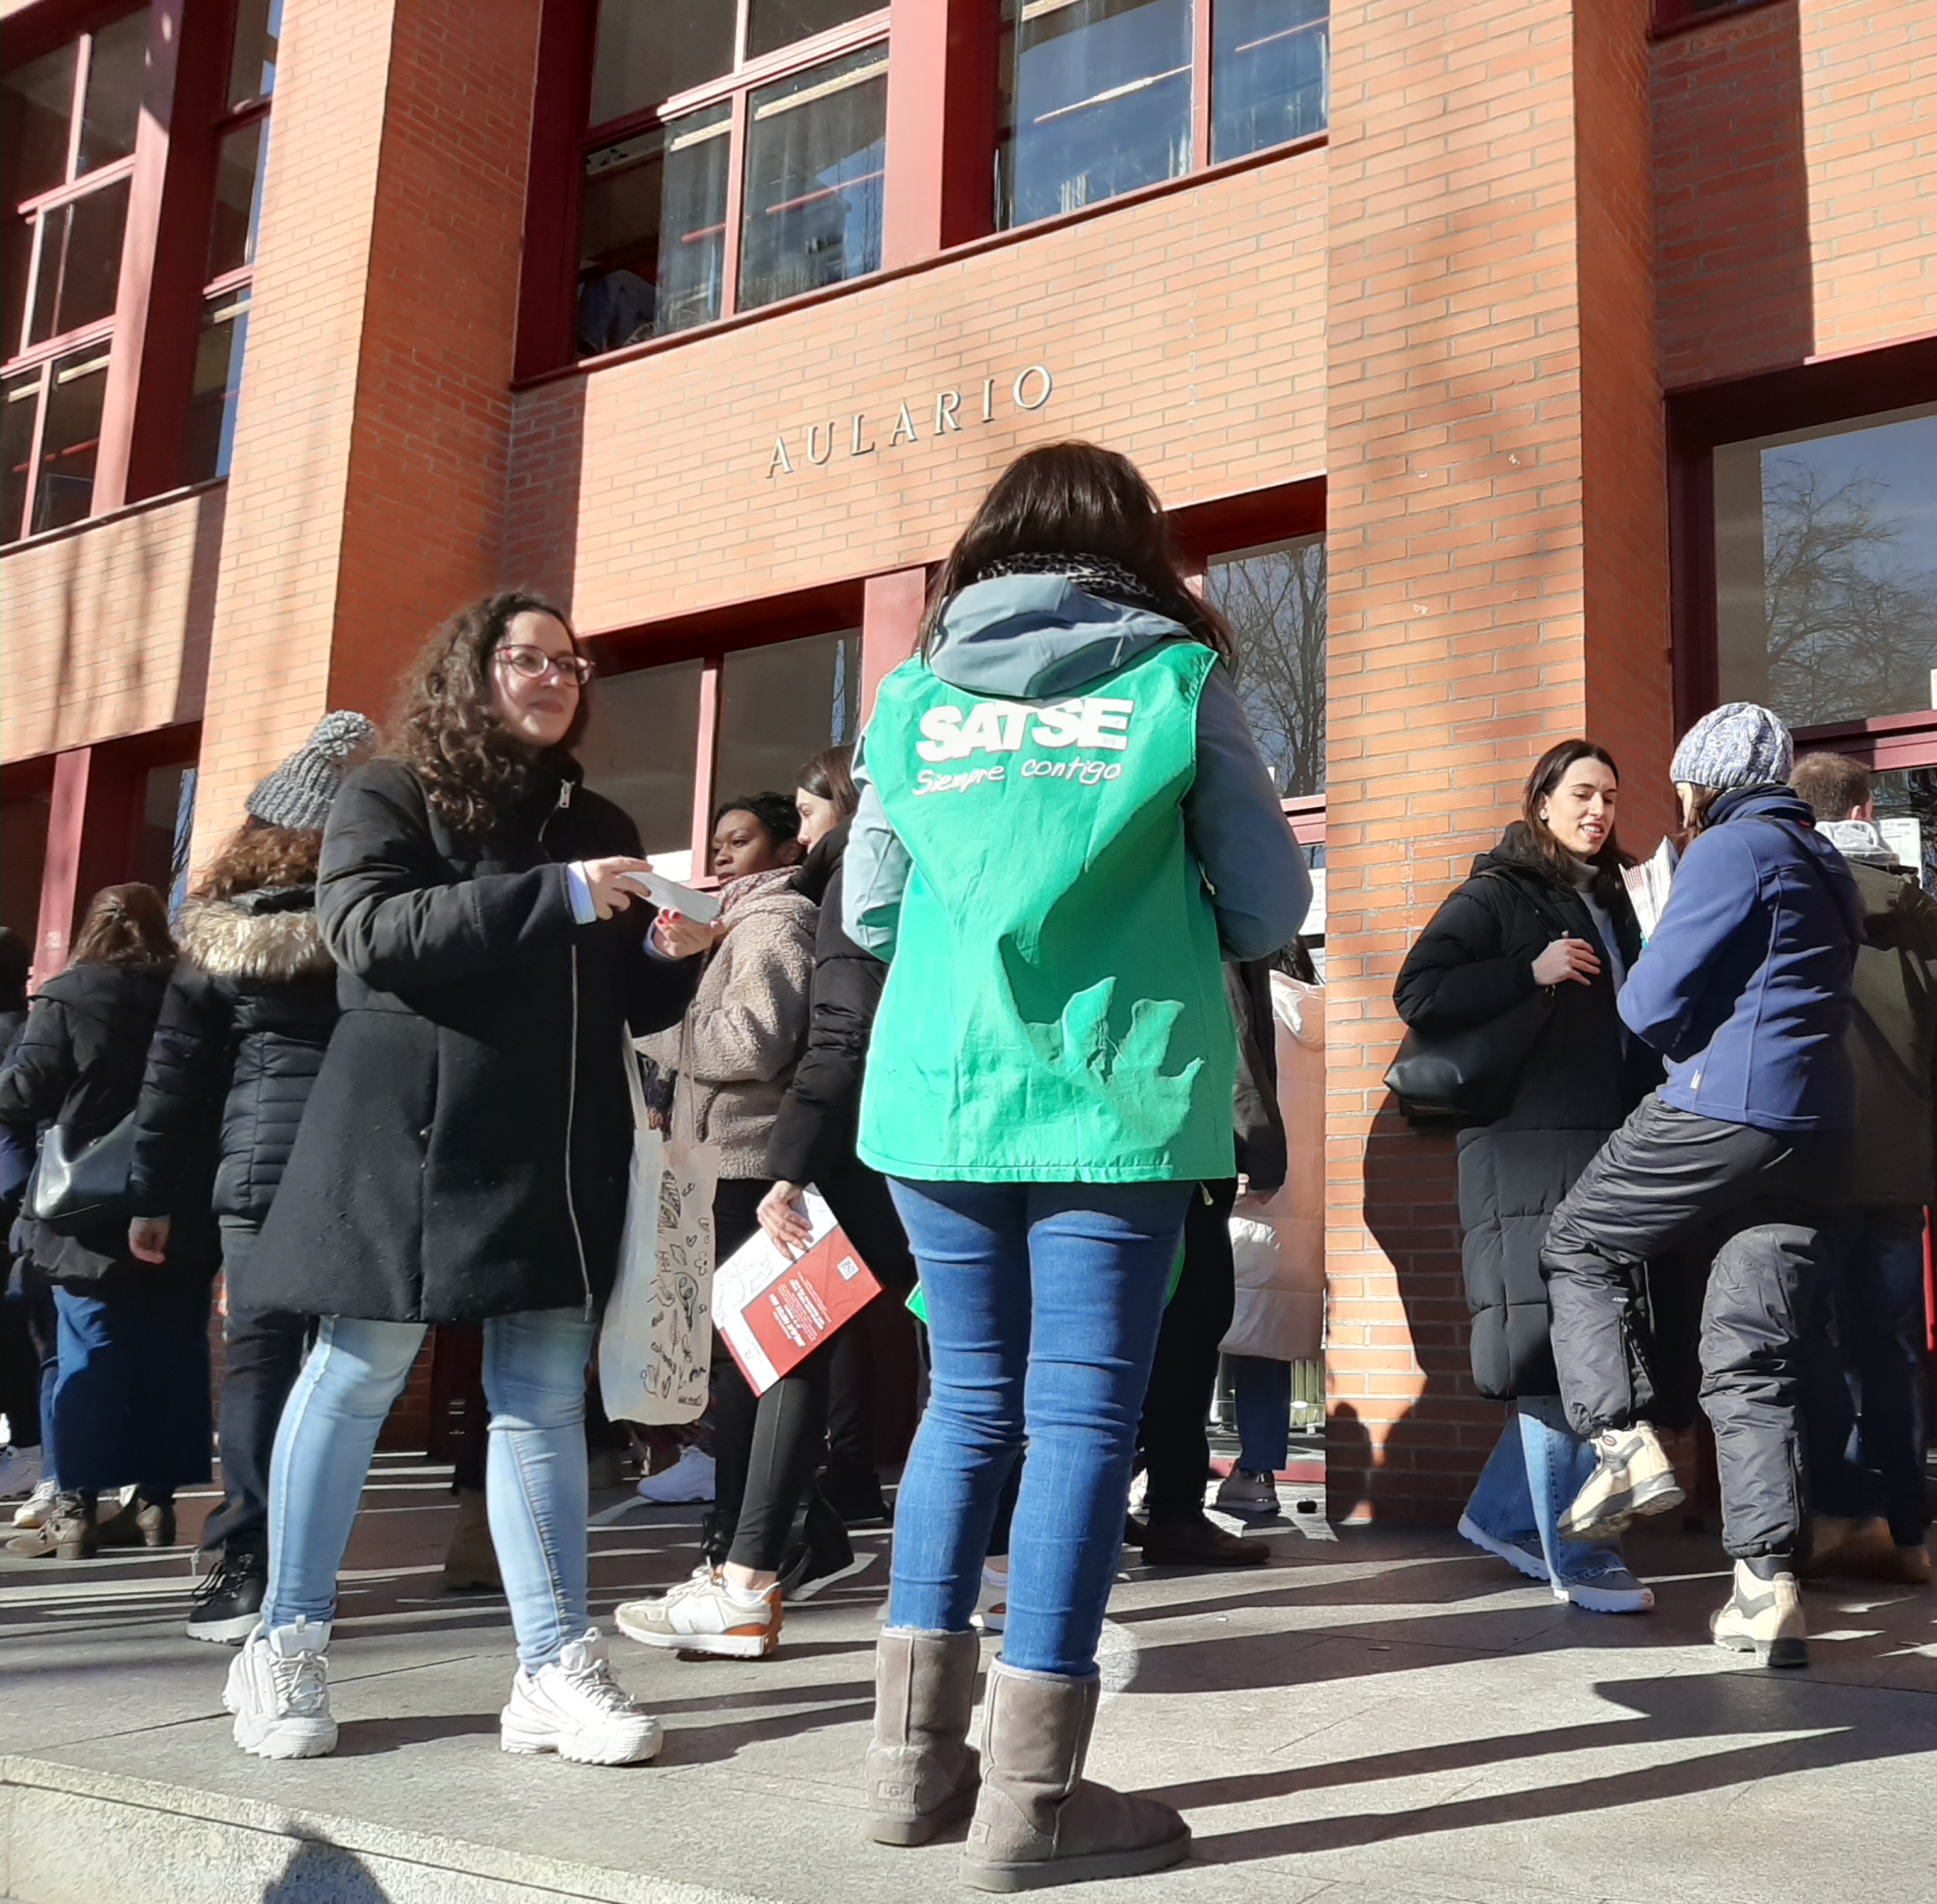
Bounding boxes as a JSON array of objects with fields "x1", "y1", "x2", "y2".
[{"x1": 2, "y1": 1456, "x2": 1933, "y2": 1904}]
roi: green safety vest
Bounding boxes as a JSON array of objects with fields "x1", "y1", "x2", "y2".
[{"x1": 857, "y1": 640, "x2": 1236, "y2": 1183}]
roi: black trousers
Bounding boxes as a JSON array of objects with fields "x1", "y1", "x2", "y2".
[
  {"x1": 1541, "y1": 1094, "x2": 1841, "y2": 1559},
  {"x1": 821, "y1": 1159, "x2": 918, "y2": 1476},
  {"x1": 1136, "y1": 1179, "x2": 1238, "y2": 1517},
  {"x1": 203, "y1": 1218, "x2": 309, "y2": 1558},
  {"x1": 1, "y1": 1254, "x2": 41, "y2": 1450}
]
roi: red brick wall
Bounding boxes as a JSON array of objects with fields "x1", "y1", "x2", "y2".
[
  {"x1": 1654, "y1": 0, "x2": 1937, "y2": 390},
  {"x1": 0, "y1": 486, "x2": 222, "y2": 764},
  {"x1": 189, "y1": 0, "x2": 542, "y2": 865},
  {"x1": 504, "y1": 150, "x2": 1330, "y2": 633},
  {"x1": 1323, "y1": 0, "x2": 1669, "y2": 1523}
]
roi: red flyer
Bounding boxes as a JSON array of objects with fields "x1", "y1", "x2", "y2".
[{"x1": 711, "y1": 1192, "x2": 882, "y2": 1395}]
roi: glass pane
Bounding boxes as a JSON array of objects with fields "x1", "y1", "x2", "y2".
[
  {"x1": 578, "y1": 103, "x2": 728, "y2": 354},
  {"x1": 208, "y1": 118, "x2": 268, "y2": 280},
  {"x1": 3, "y1": 215, "x2": 32, "y2": 358},
  {"x1": 228, "y1": 0, "x2": 283, "y2": 106},
  {"x1": 1206, "y1": 535, "x2": 1326, "y2": 796},
  {"x1": 714, "y1": 630, "x2": 861, "y2": 816},
  {"x1": 739, "y1": 46, "x2": 886, "y2": 314},
  {"x1": 589, "y1": 0, "x2": 736, "y2": 128},
  {"x1": 1211, "y1": 0, "x2": 1327, "y2": 162},
  {"x1": 31, "y1": 346, "x2": 108, "y2": 535},
  {"x1": 998, "y1": 0, "x2": 1193, "y2": 230},
  {"x1": 2, "y1": 42, "x2": 78, "y2": 203},
  {"x1": 78, "y1": 8, "x2": 150, "y2": 174},
  {"x1": 27, "y1": 176, "x2": 129, "y2": 344},
  {"x1": 747, "y1": 0, "x2": 878, "y2": 62},
  {"x1": 132, "y1": 761, "x2": 195, "y2": 901},
  {"x1": 1714, "y1": 406, "x2": 1937, "y2": 728},
  {"x1": 1866, "y1": 768, "x2": 1937, "y2": 898},
  {"x1": 577, "y1": 657, "x2": 704, "y2": 864},
  {"x1": 1, "y1": 370, "x2": 43, "y2": 547},
  {"x1": 1, "y1": 789, "x2": 52, "y2": 942},
  {"x1": 182, "y1": 292, "x2": 250, "y2": 484}
]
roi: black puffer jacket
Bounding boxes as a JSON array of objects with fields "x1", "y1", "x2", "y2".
[
  {"x1": 1394, "y1": 825, "x2": 1657, "y2": 1397},
  {"x1": 254, "y1": 756, "x2": 699, "y2": 1323},
  {"x1": 127, "y1": 887, "x2": 339, "y2": 1252},
  {"x1": 0, "y1": 961, "x2": 217, "y2": 1287}
]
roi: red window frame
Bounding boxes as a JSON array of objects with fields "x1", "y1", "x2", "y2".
[
  {"x1": 1668, "y1": 335, "x2": 1937, "y2": 771},
  {"x1": 1651, "y1": 1, "x2": 1786, "y2": 35}
]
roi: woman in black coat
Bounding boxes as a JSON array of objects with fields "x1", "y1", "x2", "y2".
[
  {"x1": 221, "y1": 592, "x2": 709, "y2": 1769},
  {"x1": 0, "y1": 885, "x2": 217, "y2": 1561},
  {"x1": 1394, "y1": 740, "x2": 1659, "y2": 1614},
  {"x1": 124, "y1": 710, "x2": 375, "y2": 1642}
]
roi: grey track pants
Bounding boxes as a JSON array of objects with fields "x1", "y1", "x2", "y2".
[{"x1": 1540, "y1": 1094, "x2": 1843, "y2": 1559}]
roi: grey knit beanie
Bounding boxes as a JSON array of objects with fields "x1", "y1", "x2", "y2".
[
  {"x1": 245, "y1": 710, "x2": 378, "y2": 832},
  {"x1": 1668, "y1": 701, "x2": 1793, "y2": 793}
]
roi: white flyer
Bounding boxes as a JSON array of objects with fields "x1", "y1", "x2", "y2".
[{"x1": 618, "y1": 868, "x2": 723, "y2": 924}]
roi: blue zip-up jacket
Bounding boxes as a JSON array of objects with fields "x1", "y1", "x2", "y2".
[{"x1": 1617, "y1": 785, "x2": 1861, "y2": 1133}]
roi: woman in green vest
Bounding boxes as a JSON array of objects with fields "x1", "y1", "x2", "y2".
[{"x1": 846, "y1": 443, "x2": 1309, "y2": 1889}]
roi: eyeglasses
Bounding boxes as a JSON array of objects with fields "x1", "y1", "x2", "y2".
[{"x1": 495, "y1": 644, "x2": 593, "y2": 686}]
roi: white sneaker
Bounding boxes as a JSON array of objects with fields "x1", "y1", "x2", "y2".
[
  {"x1": 0, "y1": 1446, "x2": 45, "y2": 1502},
  {"x1": 634, "y1": 1446, "x2": 715, "y2": 1504},
  {"x1": 973, "y1": 1561, "x2": 1008, "y2": 1635},
  {"x1": 615, "y1": 1567, "x2": 783, "y2": 1658},
  {"x1": 501, "y1": 1628, "x2": 663, "y2": 1764},
  {"x1": 13, "y1": 1478, "x2": 57, "y2": 1529},
  {"x1": 227, "y1": 1619, "x2": 337, "y2": 1759}
]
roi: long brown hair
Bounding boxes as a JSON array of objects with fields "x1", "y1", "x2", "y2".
[
  {"x1": 389, "y1": 591, "x2": 587, "y2": 837},
  {"x1": 69, "y1": 884, "x2": 174, "y2": 967},
  {"x1": 796, "y1": 744, "x2": 858, "y2": 819},
  {"x1": 921, "y1": 442, "x2": 1232, "y2": 661},
  {"x1": 194, "y1": 819, "x2": 323, "y2": 901},
  {"x1": 1520, "y1": 740, "x2": 1632, "y2": 907}
]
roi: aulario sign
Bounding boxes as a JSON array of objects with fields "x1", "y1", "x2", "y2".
[{"x1": 766, "y1": 365, "x2": 1054, "y2": 478}]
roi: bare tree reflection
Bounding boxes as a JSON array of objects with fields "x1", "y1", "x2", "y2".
[{"x1": 1209, "y1": 535, "x2": 1326, "y2": 798}]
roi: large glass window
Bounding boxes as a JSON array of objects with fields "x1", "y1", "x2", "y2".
[
  {"x1": 998, "y1": 0, "x2": 1329, "y2": 229},
  {"x1": 573, "y1": 1, "x2": 887, "y2": 357},
  {"x1": 1207, "y1": 534, "x2": 1326, "y2": 798},
  {"x1": 715, "y1": 629, "x2": 860, "y2": 802},
  {"x1": 1, "y1": 7, "x2": 151, "y2": 542},
  {"x1": 578, "y1": 655, "x2": 705, "y2": 864},
  {"x1": 1713, "y1": 405, "x2": 1937, "y2": 730}
]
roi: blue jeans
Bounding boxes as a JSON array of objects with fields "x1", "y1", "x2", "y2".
[
  {"x1": 264, "y1": 1309, "x2": 596, "y2": 1672},
  {"x1": 1229, "y1": 1355, "x2": 1292, "y2": 1474},
  {"x1": 50, "y1": 1281, "x2": 212, "y2": 1494},
  {"x1": 1462, "y1": 1395, "x2": 1627, "y2": 1584},
  {"x1": 1802, "y1": 1207, "x2": 1931, "y2": 1545},
  {"x1": 886, "y1": 1178, "x2": 1192, "y2": 1677}
]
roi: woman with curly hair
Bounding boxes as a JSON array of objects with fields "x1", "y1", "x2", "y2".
[{"x1": 222, "y1": 592, "x2": 711, "y2": 1765}]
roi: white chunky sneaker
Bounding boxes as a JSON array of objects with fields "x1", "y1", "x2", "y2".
[
  {"x1": 634, "y1": 1445, "x2": 716, "y2": 1504},
  {"x1": 12, "y1": 1476, "x2": 56, "y2": 1529},
  {"x1": 615, "y1": 1566, "x2": 782, "y2": 1658},
  {"x1": 227, "y1": 1619, "x2": 337, "y2": 1759},
  {"x1": 500, "y1": 1628, "x2": 663, "y2": 1764}
]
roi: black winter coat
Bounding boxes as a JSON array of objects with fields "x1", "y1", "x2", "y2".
[
  {"x1": 1393, "y1": 826, "x2": 1657, "y2": 1397},
  {"x1": 765, "y1": 820, "x2": 886, "y2": 1187},
  {"x1": 127, "y1": 887, "x2": 339, "y2": 1276},
  {"x1": 1229, "y1": 961, "x2": 1287, "y2": 1196},
  {"x1": 0, "y1": 961, "x2": 218, "y2": 1288},
  {"x1": 253, "y1": 757, "x2": 700, "y2": 1323}
]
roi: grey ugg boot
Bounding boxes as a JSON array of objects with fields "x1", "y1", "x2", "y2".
[
  {"x1": 962, "y1": 1660, "x2": 1190, "y2": 1891},
  {"x1": 864, "y1": 1628, "x2": 983, "y2": 1845}
]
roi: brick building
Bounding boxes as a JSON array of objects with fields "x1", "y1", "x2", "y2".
[{"x1": 4, "y1": 0, "x2": 1934, "y2": 1519}]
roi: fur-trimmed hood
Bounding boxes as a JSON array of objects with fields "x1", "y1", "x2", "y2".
[{"x1": 175, "y1": 888, "x2": 332, "y2": 981}]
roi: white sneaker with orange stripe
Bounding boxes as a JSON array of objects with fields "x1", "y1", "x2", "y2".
[{"x1": 615, "y1": 1567, "x2": 783, "y2": 1659}]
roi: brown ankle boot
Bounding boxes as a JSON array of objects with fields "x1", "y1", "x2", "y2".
[
  {"x1": 962, "y1": 1660, "x2": 1189, "y2": 1891},
  {"x1": 6, "y1": 1492, "x2": 96, "y2": 1560},
  {"x1": 864, "y1": 1628, "x2": 983, "y2": 1845},
  {"x1": 441, "y1": 1487, "x2": 500, "y2": 1592}
]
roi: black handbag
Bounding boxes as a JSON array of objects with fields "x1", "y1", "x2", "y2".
[
  {"x1": 1384, "y1": 870, "x2": 1568, "y2": 1124},
  {"x1": 25, "y1": 1111, "x2": 138, "y2": 1236}
]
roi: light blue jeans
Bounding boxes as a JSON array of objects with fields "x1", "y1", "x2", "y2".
[
  {"x1": 263, "y1": 1309, "x2": 595, "y2": 1671},
  {"x1": 1462, "y1": 1395, "x2": 1627, "y2": 1584},
  {"x1": 886, "y1": 1179, "x2": 1193, "y2": 1677}
]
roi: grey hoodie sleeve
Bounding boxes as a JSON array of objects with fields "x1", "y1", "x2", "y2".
[
  {"x1": 842, "y1": 746, "x2": 912, "y2": 961},
  {"x1": 1184, "y1": 665, "x2": 1312, "y2": 960}
]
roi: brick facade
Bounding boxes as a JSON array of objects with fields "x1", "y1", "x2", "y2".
[{"x1": 4, "y1": 0, "x2": 1932, "y2": 1509}]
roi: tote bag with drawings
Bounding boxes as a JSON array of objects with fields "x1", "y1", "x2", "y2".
[
  {"x1": 1384, "y1": 869, "x2": 1573, "y2": 1125},
  {"x1": 597, "y1": 1034, "x2": 721, "y2": 1425}
]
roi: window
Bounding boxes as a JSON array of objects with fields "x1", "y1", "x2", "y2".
[
  {"x1": 573, "y1": 1, "x2": 886, "y2": 358},
  {"x1": 183, "y1": 0, "x2": 279, "y2": 484},
  {"x1": 579, "y1": 626, "x2": 861, "y2": 876},
  {"x1": 1206, "y1": 533, "x2": 1326, "y2": 798},
  {"x1": 1653, "y1": 1, "x2": 1776, "y2": 30},
  {"x1": 1, "y1": 7, "x2": 150, "y2": 542},
  {"x1": 1712, "y1": 405, "x2": 1937, "y2": 731},
  {"x1": 998, "y1": 0, "x2": 1327, "y2": 229}
]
